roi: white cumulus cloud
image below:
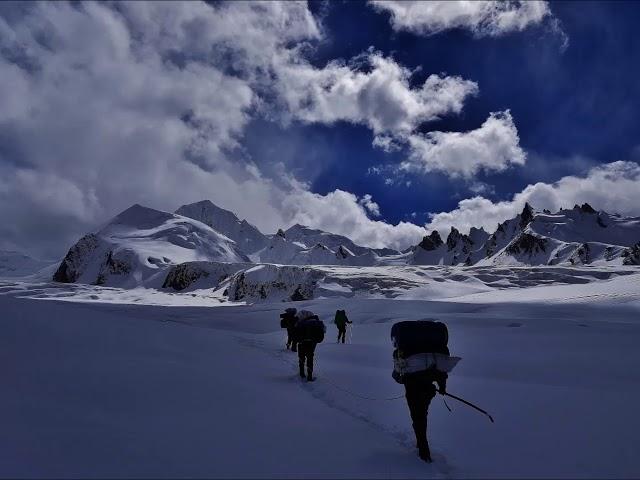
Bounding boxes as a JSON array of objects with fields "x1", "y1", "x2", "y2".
[
  {"x1": 425, "y1": 161, "x2": 640, "y2": 236},
  {"x1": 370, "y1": 0, "x2": 552, "y2": 37},
  {"x1": 277, "y1": 51, "x2": 478, "y2": 136},
  {"x1": 401, "y1": 110, "x2": 526, "y2": 178}
]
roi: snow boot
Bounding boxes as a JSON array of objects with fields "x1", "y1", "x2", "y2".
[
  {"x1": 418, "y1": 443, "x2": 432, "y2": 463},
  {"x1": 299, "y1": 366, "x2": 305, "y2": 378},
  {"x1": 307, "y1": 368, "x2": 314, "y2": 382}
]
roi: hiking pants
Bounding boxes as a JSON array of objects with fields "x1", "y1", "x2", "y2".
[
  {"x1": 298, "y1": 341, "x2": 316, "y2": 377},
  {"x1": 337, "y1": 326, "x2": 346, "y2": 343},
  {"x1": 404, "y1": 379, "x2": 436, "y2": 455},
  {"x1": 286, "y1": 328, "x2": 297, "y2": 351}
]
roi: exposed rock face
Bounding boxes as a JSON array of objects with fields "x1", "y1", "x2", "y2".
[
  {"x1": 506, "y1": 233, "x2": 547, "y2": 255},
  {"x1": 53, "y1": 234, "x2": 101, "y2": 283},
  {"x1": 96, "y1": 251, "x2": 131, "y2": 285},
  {"x1": 163, "y1": 263, "x2": 210, "y2": 290},
  {"x1": 577, "y1": 203, "x2": 597, "y2": 214},
  {"x1": 520, "y1": 203, "x2": 535, "y2": 228},
  {"x1": 336, "y1": 246, "x2": 352, "y2": 259},
  {"x1": 597, "y1": 215, "x2": 608, "y2": 228},
  {"x1": 622, "y1": 242, "x2": 640, "y2": 265},
  {"x1": 446, "y1": 227, "x2": 472, "y2": 253},
  {"x1": 418, "y1": 231, "x2": 443, "y2": 251},
  {"x1": 226, "y1": 264, "x2": 322, "y2": 302},
  {"x1": 569, "y1": 243, "x2": 591, "y2": 265},
  {"x1": 162, "y1": 261, "x2": 249, "y2": 291}
]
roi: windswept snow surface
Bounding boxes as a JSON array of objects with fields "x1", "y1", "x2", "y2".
[{"x1": 2, "y1": 268, "x2": 640, "y2": 478}]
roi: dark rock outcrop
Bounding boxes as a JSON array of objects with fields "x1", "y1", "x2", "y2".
[
  {"x1": 163, "y1": 263, "x2": 210, "y2": 291},
  {"x1": 506, "y1": 233, "x2": 547, "y2": 255},
  {"x1": 622, "y1": 242, "x2": 640, "y2": 265},
  {"x1": 519, "y1": 203, "x2": 535, "y2": 228},
  {"x1": 53, "y1": 234, "x2": 100, "y2": 283},
  {"x1": 418, "y1": 231, "x2": 443, "y2": 251}
]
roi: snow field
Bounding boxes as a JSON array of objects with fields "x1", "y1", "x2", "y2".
[{"x1": 2, "y1": 279, "x2": 640, "y2": 478}]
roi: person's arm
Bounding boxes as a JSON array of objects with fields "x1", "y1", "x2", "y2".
[{"x1": 435, "y1": 370, "x2": 448, "y2": 394}]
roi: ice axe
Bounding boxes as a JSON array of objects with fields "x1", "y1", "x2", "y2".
[{"x1": 440, "y1": 391, "x2": 494, "y2": 423}]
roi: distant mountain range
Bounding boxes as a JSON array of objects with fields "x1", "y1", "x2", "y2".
[{"x1": 48, "y1": 199, "x2": 640, "y2": 289}]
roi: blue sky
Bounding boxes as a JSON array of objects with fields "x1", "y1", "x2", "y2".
[{"x1": 1, "y1": 1, "x2": 639, "y2": 258}]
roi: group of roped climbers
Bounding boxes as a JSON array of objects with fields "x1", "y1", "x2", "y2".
[
  {"x1": 279, "y1": 308, "x2": 350, "y2": 381},
  {"x1": 279, "y1": 308, "x2": 461, "y2": 463}
]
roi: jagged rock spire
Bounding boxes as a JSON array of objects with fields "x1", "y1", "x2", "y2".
[
  {"x1": 520, "y1": 202, "x2": 534, "y2": 228},
  {"x1": 418, "y1": 231, "x2": 443, "y2": 251}
]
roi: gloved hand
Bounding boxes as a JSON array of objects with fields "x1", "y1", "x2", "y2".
[{"x1": 437, "y1": 380, "x2": 447, "y2": 395}]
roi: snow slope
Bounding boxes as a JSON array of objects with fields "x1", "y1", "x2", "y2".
[
  {"x1": 284, "y1": 224, "x2": 399, "y2": 257},
  {"x1": 2, "y1": 273, "x2": 640, "y2": 478},
  {"x1": 176, "y1": 200, "x2": 269, "y2": 254},
  {"x1": 0, "y1": 250, "x2": 56, "y2": 278},
  {"x1": 53, "y1": 204, "x2": 249, "y2": 288},
  {"x1": 258, "y1": 230, "x2": 381, "y2": 266}
]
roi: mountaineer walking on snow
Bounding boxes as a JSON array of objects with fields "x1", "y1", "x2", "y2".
[
  {"x1": 280, "y1": 307, "x2": 298, "y2": 351},
  {"x1": 391, "y1": 320, "x2": 460, "y2": 463},
  {"x1": 293, "y1": 310, "x2": 326, "y2": 382},
  {"x1": 334, "y1": 309, "x2": 352, "y2": 343}
]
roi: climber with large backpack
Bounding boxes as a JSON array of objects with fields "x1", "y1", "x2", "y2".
[
  {"x1": 334, "y1": 309, "x2": 352, "y2": 344},
  {"x1": 279, "y1": 307, "x2": 298, "y2": 351},
  {"x1": 391, "y1": 319, "x2": 461, "y2": 463},
  {"x1": 293, "y1": 310, "x2": 326, "y2": 382}
]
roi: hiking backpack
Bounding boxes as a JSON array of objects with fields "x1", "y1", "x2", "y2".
[
  {"x1": 294, "y1": 318, "x2": 326, "y2": 343},
  {"x1": 391, "y1": 319, "x2": 449, "y2": 357}
]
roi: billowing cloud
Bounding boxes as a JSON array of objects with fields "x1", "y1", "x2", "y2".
[
  {"x1": 282, "y1": 189, "x2": 426, "y2": 251},
  {"x1": 370, "y1": 0, "x2": 552, "y2": 37},
  {"x1": 401, "y1": 110, "x2": 526, "y2": 178},
  {"x1": 358, "y1": 194, "x2": 381, "y2": 217},
  {"x1": 0, "y1": 1, "x2": 431, "y2": 257},
  {"x1": 277, "y1": 52, "x2": 478, "y2": 136},
  {"x1": 425, "y1": 161, "x2": 640, "y2": 235}
]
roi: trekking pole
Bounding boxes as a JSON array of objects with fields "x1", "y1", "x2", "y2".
[{"x1": 441, "y1": 392, "x2": 494, "y2": 423}]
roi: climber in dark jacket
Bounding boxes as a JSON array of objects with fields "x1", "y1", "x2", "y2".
[
  {"x1": 295, "y1": 310, "x2": 324, "y2": 381},
  {"x1": 334, "y1": 309, "x2": 352, "y2": 343},
  {"x1": 393, "y1": 352, "x2": 448, "y2": 463}
]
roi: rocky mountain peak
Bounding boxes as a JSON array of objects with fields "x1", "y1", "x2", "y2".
[
  {"x1": 418, "y1": 231, "x2": 443, "y2": 251},
  {"x1": 520, "y1": 202, "x2": 535, "y2": 228}
]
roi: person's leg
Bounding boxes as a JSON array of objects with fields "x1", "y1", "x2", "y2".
[
  {"x1": 297, "y1": 344, "x2": 305, "y2": 378},
  {"x1": 405, "y1": 382, "x2": 431, "y2": 462},
  {"x1": 307, "y1": 343, "x2": 316, "y2": 380}
]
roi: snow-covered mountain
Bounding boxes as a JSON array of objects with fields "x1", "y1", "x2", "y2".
[
  {"x1": 0, "y1": 250, "x2": 56, "y2": 277},
  {"x1": 175, "y1": 200, "x2": 269, "y2": 254},
  {"x1": 283, "y1": 224, "x2": 399, "y2": 257},
  {"x1": 412, "y1": 203, "x2": 640, "y2": 267},
  {"x1": 53, "y1": 200, "x2": 639, "y2": 289},
  {"x1": 259, "y1": 228, "x2": 380, "y2": 266},
  {"x1": 53, "y1": 204, "x2": 249, "y2": 287}
]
